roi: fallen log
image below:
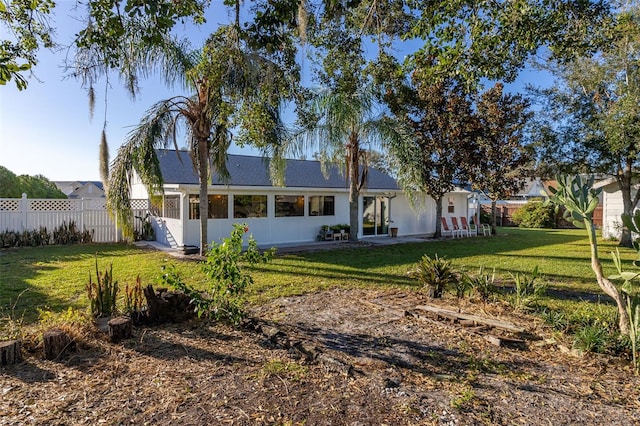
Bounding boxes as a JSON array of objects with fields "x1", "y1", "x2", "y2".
[{"x1": 413, "y1": 305, "x2": 525, "y2": 334}]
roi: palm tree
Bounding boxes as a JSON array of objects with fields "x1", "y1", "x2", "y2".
[
  {"x1": 107, "y1": 26, "x2": 292, "y2": 255},
  {"x1": 297, "y1": 86, "x2": 407, "y2": 241}
]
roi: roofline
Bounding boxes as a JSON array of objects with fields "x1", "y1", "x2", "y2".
[{"x1": 160, "y1": 184, "x2": 402, "y2": 193}]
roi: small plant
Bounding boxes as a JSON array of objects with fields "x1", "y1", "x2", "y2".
[
  {"x1": 609, "y1": 247, "x2": 640, "y2": 373},
  {"x1": 463, "y1": 266, "x2": 497, "y2": 302},
  {"x1": 124, "y1": 275, "x2": 146, "y2": 317},
  {"x1": 135, "y1": 212, "x2": 155, "y2": 241},
  {"x1": 539, "y1": 308, "x2": 570, "y2": 332},
  {"x1": 573, "y1": 324, "x2": 610, "y2": 354},
  {"x1": 86, "y1": 256, "x2": 119, "y2": 317},
  {"x1": 164, "y1": 223, "x2": 275, "y2": 324},
  {"x1": 509, "y1": 266, "x2": 546, "y2": 311},
  {"x1": 408, "y1": 254, "x2": 459, "y2": 298},
  {"x1": 0, "y1": 289, "x2": 29, "y2": 341},
  {"x1": 450, "y1": 385, "x2": 476, "y2": 410},
  {"x1": 451, "y1": 270, "x2": 471, "y2": 299}
]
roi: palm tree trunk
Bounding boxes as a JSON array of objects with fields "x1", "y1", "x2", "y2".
[
  {"x1": 197, "y1": 139, "x2": 210, "y2": 256},
  {"x1": 348, "y1": 133, "x2": 360, "y2": 242}
]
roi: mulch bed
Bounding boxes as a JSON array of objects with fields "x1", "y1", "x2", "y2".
[{"x1": 2, "y1": 288, "x2": 640, "y2": 425}]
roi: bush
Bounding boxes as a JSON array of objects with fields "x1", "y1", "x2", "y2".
[
  {"x1": 408, "y1": 254, "x2": 459, "y2": 298},
  {"x1": 511, "y1": 201, "x2": 555, "y2": 229},
  {"x1": 164, "y1": 223, "x2": 275, "y2": 324}
]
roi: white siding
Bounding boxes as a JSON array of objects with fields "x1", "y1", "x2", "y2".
[{"x1": 601, "y1": 183, "x2": 638, "y2": 240}]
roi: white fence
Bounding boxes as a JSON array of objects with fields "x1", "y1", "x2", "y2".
[{"x1": 0, "y1": 195, "x2": 149, "y2": 243}]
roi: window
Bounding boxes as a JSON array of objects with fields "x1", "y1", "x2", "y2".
[
  {"x1": 275, "y1": 195, "x2": 304, "y2": 217},
  {"x1": 163, "y1": 195, "x2": 180, "y2": 219},
  {"x1": 308, "y1": 195, "x2": 335, "y2": 216},
  {"x1": 188, "y1": 194, "x2": 229, "y2": 220},
  {"x1": 447, "y1": 196, "x2": 455, "y2": 214},
  {"x1": 233, "y1": 195, "x2": 268, "y2": 218}
]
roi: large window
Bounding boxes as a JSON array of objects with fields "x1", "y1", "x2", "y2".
[
  {"x1": 163, "y1": 195, "x2": 180, "y2": 219},
  {"x1": 276, "y1": 195, "x2": 304, "y2": 217},
  {"x1": 308, "y1": 195, "x2": 335, "y2": 216},
  {"x1": 188, "y1": 194, "x2": 229, "y2": 220},
  {"x1": 233, "y1": 195, "x2": 268, "y2": 218}
]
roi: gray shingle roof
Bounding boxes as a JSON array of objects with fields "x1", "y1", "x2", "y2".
[{"x1": 156, "y1": 149, "x2": 399, "y2": 190}]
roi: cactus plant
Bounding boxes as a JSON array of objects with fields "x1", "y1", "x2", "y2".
[{"x1": 544, "y1": 175, "x2": 630, "y2": 335}]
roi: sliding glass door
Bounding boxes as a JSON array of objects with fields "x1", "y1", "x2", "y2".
[{"x1": 362, "y1": 196, "x2": 389, "y2": 236}]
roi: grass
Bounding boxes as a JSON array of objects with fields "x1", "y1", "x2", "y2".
[{"x1": 1, "y1": 228, "x2": 636, "y2": 325}]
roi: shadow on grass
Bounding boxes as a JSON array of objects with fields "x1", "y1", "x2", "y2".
[{"x1": 0, "y1": 244, "x2": 163, "y2": 323}]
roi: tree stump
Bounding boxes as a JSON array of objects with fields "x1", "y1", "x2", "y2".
[
  {"x1": 143, "y1": 285, "x2": 195, "y2": 324},
  {"x1": 43, "y1": 328, "x2": 73, "y2": 360},
  {"x1": 108, "y1": 316, "x2": 132, "y2": 343},
  {"x1": 143, "y1": 284, "x2": 168, "y2": 324},
  {"x1": 0, "y1": 340, "x2": 22, "y2": 365}
]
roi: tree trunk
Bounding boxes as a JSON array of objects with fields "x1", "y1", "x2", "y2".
[
  {"x1": 586, "y1": 219, "x2": 630, "y2": 335},
  {"x1": 197, "y1": 137, "x2": 210, "y2": 256},
  {"x1": 618, "y1": 169, "x2": 634, "y2": 248},
  {"x1": 490, "y1": 199, "x2": 498, "y2": 235},
  {"x1": 434, "y1": 196, "x2": 443, "y2": 238}
]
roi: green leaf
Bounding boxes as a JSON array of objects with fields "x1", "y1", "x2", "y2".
[{"x1": 571, "y1": 219, "x2": 585, "y2": 228}]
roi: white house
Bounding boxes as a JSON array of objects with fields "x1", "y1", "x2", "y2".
[
  {"x1": 131, "y1": 149, "x2": 471, "y2": 248},
  {"x1": 54, "y1": 181, "x2": 105, "y2": 198},
  {"x1": 595, "y1": 178, "x2": 637, "y2": 239}
]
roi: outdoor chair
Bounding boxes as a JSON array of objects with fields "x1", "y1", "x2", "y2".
[
  {"x1": 472, "y1": 217, "x2": 491, "y2": 236},
  {"x1": 452, "y1": 217, "x2": 469, "y2": 237},
  {"x1": 440, "y1": 217, "x2": 459, "y2": 238},
  {"x1": 459, "y1": 216, "x2": 473, "y2": 237}
]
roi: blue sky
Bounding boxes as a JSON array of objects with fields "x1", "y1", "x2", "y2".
[{"x1": 0, "y1": 1, "x2": 550, "y2": 181}]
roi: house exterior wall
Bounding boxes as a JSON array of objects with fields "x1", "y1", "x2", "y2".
[
  {"x1": 601, "y1": 183, "x2": 626, "y2": 239},
  {"x1": 136, "y1": 188, "x2": 442, "y2": 247},
  {"x1": 131, "y1": 175, "x2": 468, "y2": 248}
]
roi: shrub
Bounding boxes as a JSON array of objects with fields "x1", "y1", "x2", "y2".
[
  {"x1": 164, "y1": 223, "x2": 275, "y2": 324},
  {"x1": 511, "y1": 201, "x2": 555, "y2": 229},
  {"x1": 408, "y1": 254, "x2": 459, "y2": 298}
]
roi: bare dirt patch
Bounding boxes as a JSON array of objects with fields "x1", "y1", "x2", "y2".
[{"x1": 2, "y1": 288, "x2": 640, "y2": 425}]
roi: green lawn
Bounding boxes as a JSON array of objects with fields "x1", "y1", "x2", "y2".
[{"x1": 0, "y1": 228, "x2": 636, "y2": 324}]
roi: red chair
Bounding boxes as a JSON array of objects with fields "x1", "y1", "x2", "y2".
[
  {"x1": 440, "y1": 217, "x2": 459, "y2": 238},
  {"x1": 451, "y1": 217, "x2": 467, "y2": 237},
  {"x1": 459, "y1": 217, "x2": 472, "y2": 237}
]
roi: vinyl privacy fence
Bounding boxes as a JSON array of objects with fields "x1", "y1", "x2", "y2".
[{"x1": 0, "y1": 195, "x2": 150, "y2": 243}]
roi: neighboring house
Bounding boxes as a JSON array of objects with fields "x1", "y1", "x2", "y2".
[
  {"x1": 595, "y1": 178, "x2": 637, "y2": 239},
  {"x1": 131, "y1": 149, "x2": 471, "y2": 248},
  {"x1": 54, "y1": 181, "x2": 105, "y2": 198}
]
